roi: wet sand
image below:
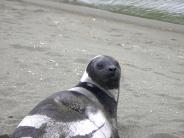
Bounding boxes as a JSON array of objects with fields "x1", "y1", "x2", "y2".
[{"x1": 0, "y1": 0, "x2": 184, "y2": 137}]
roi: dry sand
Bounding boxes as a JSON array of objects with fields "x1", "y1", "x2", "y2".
[{"x1": 0, "y1": 0, "x2": 184, "y2": 137}]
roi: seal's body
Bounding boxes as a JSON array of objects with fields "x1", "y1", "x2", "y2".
[{"x1": 12, "y1": 55, "x2": 121, "y2": 138}]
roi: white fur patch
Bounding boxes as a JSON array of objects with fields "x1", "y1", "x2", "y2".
[
  {"x1": 80, "y1": 70, "x2": 92, "y2": 83},
  {"x1": 18, "y1": 111, "x2": 111, "y2": 138},
  {"x1": 43, "y1": 110, "x2": 112, "y2": 138},
  {"x1": 80, "y1": 71, "x2": 102, "y2": 89},
  {"x1": 109, "y1": 88, "x2": 119, "y2": 101},
  {"x1": 92, "y1": 55, "x2": 103, "y2": 60},
  {"x1": 88, "y1": 110, "x2": 106, "y2": 127},
  {"x1": 86, "y1": 110, "x2": 112, "y2": 138},
  {"x1": 18, "y1": 115, "x2": 51, "y2": 129}
]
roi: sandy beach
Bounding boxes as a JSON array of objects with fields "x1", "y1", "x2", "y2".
[{"x1": 0, "y1": 0, "x2": 184, "y2": 137}]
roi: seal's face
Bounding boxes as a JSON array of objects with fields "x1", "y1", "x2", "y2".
[{"x1": 86, "y1": 55, "x2": 121, "y2": 90}]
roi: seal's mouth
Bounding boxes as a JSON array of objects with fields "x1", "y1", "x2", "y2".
[{"x1": 106, "y1": 71, "x2": 120, "y2": 81}]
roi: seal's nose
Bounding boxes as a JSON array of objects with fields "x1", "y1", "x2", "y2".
[{"x1": 108, "y1": 65, "x2": 117, "y2": 72}]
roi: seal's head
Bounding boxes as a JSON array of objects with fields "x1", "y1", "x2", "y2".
[{"x1": 81, "y1": 55, "x2": 121, "y2": 90}]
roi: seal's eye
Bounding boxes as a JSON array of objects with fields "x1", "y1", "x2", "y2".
[{"x1": 96, "y1": 62, "x2": 104, "y2": 70}]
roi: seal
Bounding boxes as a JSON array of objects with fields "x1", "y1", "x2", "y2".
[{"x1": 12, "y1": 55, "x2": 121, "y2": 138}]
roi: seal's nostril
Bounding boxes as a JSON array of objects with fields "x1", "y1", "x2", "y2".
[{"x1": 108, "y1": 66, "x2": 116, "y2": 72}]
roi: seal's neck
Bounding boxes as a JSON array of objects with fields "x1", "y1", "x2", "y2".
[
  {"x1": 79, "y1": 71, "x2": 119, "y2": 117},
  {"x1": 80, "y1": 71, "x2": 119, "y2": 101},
  {"x1": 77, "y1": 81, "x2": 117, "y2": 117}
]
